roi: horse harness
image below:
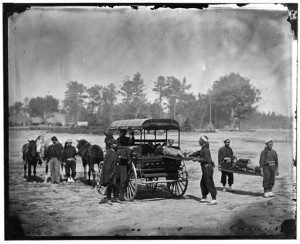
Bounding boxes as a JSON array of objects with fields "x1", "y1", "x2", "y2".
[{"x1": 78, "y1": 142, "x2": 102, "y2": 161}]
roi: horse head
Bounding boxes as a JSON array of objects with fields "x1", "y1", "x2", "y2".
[
  {"x1": 76, "y1": 139, "x2": 89, "y2": 157},
  {"x1": 27, "y1": 140, "x2": 37, "y2": 158}
]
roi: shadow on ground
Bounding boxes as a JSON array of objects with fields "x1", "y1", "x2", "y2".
[{"x1": 216, "y1": 187, "x2": 262, "y2": 197}]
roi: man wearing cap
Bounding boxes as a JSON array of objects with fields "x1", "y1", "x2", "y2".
[
  {"x1": 117, "y1": 129, "x2": 135, "y2": 146},
  {"x1": 104, "y1": 130, "x2": 114, "y2": 150},
  {"x1": 62, "y1": 139, "x2": 77, "y2": 183},
  {"x1": 167, "y1": 139, "x2": 180, "y2": 150},
  {"x1": 190, "y1": 135, "x2": 217, "y2": 205},
  {"x1": 100, "y1": 139, "x2": 121, "y2": 204},
  {"x1": 45, "y1": 136, "x2": 63, "y2": 184},
  {"x1": 218, "y1": 138, "x2": 237, "y2": 192},
  {"x1": 259, "y1": 138, "x2": 279, "y2": 198}
]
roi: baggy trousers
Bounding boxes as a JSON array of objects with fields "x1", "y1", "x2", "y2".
[
  {"x1": 201, "y1": 164, "x2": 217, "y2": 199},
  {"x1": 119, "y1": 164, "x2": 130, "y2": 198},
  {"x1": 49, "y1": 158, "x2": 61, "y2": 183},
  {"x1": 107, "y1": 179, "x2": 120, "y2": 200},
  {"x1": 65, "y1": 160, "x2": 76, "y2": 178},
  {"x1": 263, "y1": 165, "x2": 276, "y2": 191},
  {"x1": 221, "y1": 171, "x2": 234, "y2": 186}
]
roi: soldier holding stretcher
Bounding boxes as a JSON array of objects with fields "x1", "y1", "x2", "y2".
[{"x1": 259, "y1": 138, "x2": 279, "y2": 198}]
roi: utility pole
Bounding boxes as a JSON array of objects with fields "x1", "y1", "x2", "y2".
[{"x1": 209, "y1": 93, "x2": 212, "y2": 123}]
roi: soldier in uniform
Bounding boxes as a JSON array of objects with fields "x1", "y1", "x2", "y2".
[
  {"x1": 100, "y1": 139, "x2": 121, "y2": 204},
  {"x1": 218, "y1": 138, "x2": 237, "y2": 192},
  {"x1": 259, "y1": 138, "x2": 279, "y2": 198},
  {"x1": 62, "y1": 139, "x2": 77, "y2": 183},
  {"x1": 190, "y1": 135, "x2": 217, "y2": 205},
  {"x1": 45, "y1": 136, "x2": 63, "y2": 184}
]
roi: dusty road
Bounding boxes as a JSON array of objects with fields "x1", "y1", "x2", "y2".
[{"x1": 6, "y1": 129, "x2": 296, "y2": 238}]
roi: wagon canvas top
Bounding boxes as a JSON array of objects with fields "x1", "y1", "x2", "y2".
[{"x1": 109, "y1": 119, "x2": 180, "y2": 130}]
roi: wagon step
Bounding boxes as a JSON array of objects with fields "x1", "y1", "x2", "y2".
[{"x1": 141, "y1": 179, "x2": 188, "y2": 184}]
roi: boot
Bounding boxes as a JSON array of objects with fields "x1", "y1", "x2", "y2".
[
  {"x1": 119, "y1": 187, "x2": 126, "y2": 201},
  {"x1": 200, "y1": 198, "x2": 207, "y2": 203},
  {"x1": 208, "y1": 199, "x2": 217, "y2": 205}
]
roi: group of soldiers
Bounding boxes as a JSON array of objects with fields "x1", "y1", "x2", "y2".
[
  {"x1": 32, "y1": 131, "x2": 279, "y2": 205},
  {"x1": 36, "y1": 136, "x2": 77, "y2": 184},
  {"x1": 189, "y1": 136, "x2": 279, "y2": 205}
]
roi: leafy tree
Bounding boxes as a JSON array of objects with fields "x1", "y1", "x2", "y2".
[
  {"x1": 101, "y1": 83, "x2": 118, "y2": 127},
  {"x1": 181, "y1": 117, "x2": 193, "y2": 131},
  {"x1": 153, "y1": 76, "x2": 167, "y2": 118},
  {"x1": 63, "y1": 81, "x2": 87, "y2": 123},
  {"x1": 9, "y1": 101, "x2": 23, "y2": 115},
  {"x1": 27, "y1": 95, "x2": 59, "y2": 122},
  {"x1": 119, "y1": 72, "x2": 148, "y2": 119},
  {"x1": 210, "y1": 73, "x2": 261, "y2": 128},
  {"x1": 164, "y1": 76, "x2": 191, "y2": 120},
  {"x1": 86, "y1": 85, "x2": 103, "y2": 114},
  {"x1": 119, "y1": 76, "x2": 133, "y2": 103}
]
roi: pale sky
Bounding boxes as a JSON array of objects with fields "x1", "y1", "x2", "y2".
[{"x1": 8, "y1": 4, "x2": 295, "y2": 116}]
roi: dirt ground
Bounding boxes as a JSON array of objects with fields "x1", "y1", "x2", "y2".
[{"x1": 6, "y1": 129, "x2": 296, "y2": 238}]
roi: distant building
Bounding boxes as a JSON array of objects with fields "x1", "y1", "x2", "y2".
[
  {"x1": 47, "y1": 113, "x2": 67, "y2": 126},
  {"x1": 76, "y1": 121, "x2": 89, "y2": 127},
  {"x1": 31, "y1": 117, "x2": 44, "y2": 125}
]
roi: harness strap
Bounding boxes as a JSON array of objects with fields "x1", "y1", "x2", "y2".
[{"x1": 79, "y1": 142, "x2": 90, "y2": 160}]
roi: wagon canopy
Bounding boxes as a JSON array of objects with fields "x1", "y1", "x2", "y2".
[{"x1": 109, "y1": 119, "x2": 180, "y2": 131}]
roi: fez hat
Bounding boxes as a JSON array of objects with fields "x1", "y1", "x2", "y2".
[{"x1": 51, "y1": 136, "x2": 58, "y2": 142}]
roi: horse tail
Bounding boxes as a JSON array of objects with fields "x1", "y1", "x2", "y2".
[{"x1": 22, "y1": 143, "x2": 28, "y2": 161}]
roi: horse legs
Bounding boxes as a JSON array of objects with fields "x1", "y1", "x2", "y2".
[
  {"x1": 44, "y1": 163, "x2": 49, "y2": 183},
  {"x1": 83, "y1": 165, "x2": 87, "y2": 182},
  {"x1": 89, "y1": 163, "x2": 96, "y2": 187},
  {"x1": 33, "y1": 163, "x2": 37, "y2": 178},
  {"x1": 23, "y1": 162, "x2": 27, "y2": 178},
  {"x1": 88, "y1": 165, "x2": 92, "y2": 186},
  {"x1": 27, "y1": 161, "x2": 32, "y2": 180}
]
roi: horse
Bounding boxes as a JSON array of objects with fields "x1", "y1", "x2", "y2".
[
  {"x1": 76, "y1": 139, "x2": 104, "y2": 186},
  {"x1": 35, "y1": 135, "x2": 51, "y2": 183},
  {"x1": 22, "y1": 139, "x2": 42, "y2": 180}
]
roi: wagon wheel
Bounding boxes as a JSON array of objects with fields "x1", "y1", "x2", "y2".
[
  {"x1": 96, "y1": 162, "x2": 105, "y2": 195},
  {"x1": 146, "y1": 177, "x2": 158, "y2": 193},
  {"x1": 167, "y1": 161, "x2": 188, "y2": 198},
  {"x1": 124, "y1": 163, "x2": 138, "y2": 201}
]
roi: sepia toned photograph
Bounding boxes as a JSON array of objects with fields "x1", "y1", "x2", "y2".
[{"x1": 4, "y1": 2, "x2": 297, "y2": 239}]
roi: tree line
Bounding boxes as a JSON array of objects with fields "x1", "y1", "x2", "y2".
[{"x1": 9, "y1": 72, "x2": 293, "y2": 130}]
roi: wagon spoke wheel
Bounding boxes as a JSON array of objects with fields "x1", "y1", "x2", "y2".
[
  {"x1": 167, "y1": 161, "x2": 188, "y2": 198},
  {"x1": 125, "y1": 163, "x2": 138, "y2": 201},
  {"x1": 146, "y1": 177, "x2": 158, "y2": 193}
]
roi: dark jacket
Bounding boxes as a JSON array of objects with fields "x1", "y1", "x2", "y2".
[
  {"x1": 45, "y1": 143, "x2": 63, "y2": 162},
  {"x1": 218, "y1": 146, "x2": 235, "y2": 165},
  {"x1": 62, "y1": 146, "x2": 77, "y2": 162},
  {"x1": 190, "y1": 143, "x2": 213, "y2": 166},
  {"x1": 100, "y1": 148, "x2": 120, "y2": 186},
  {"x1": 259, "y1": 147, "x2": 278, "y2": 167}
]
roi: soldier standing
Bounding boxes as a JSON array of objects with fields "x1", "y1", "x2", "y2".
[
  {"x1": 190, "y1": 135, "x2": 217, "y2": 205},
  {"x1": 218, "y1": 138, "x2": 237, "y2": 192},
  {"x1": 45, "y1": 136, "x2": 63, "y2": 184},
  {"x1": 259, "y1": 138, "x2": 279, "y2": 198}
]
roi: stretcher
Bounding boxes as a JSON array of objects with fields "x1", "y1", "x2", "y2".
[{"x1": 219, "y1": 167, "x2": 262, "y2": 176}]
